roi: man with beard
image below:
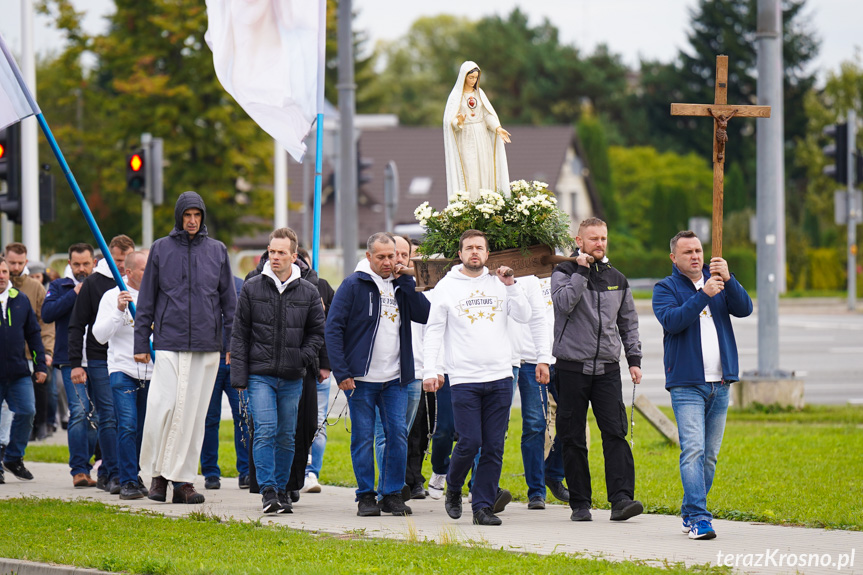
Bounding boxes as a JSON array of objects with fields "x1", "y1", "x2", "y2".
[
  {"x1": 43, "y1": 244, "x2": 98, "y2": 488},
  {"x1": 551, "y1": 217, "x2": 644, "y2": 523},
  {"x1": 422, "y1": 229, "x2": 530, "y2": 526},
  {"x1": 3, "y1": 243, "x2": 54, "y2": 442}
]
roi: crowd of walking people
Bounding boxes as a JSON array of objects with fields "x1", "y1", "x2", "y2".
[{"x1": 0, "y1": 193, "x2": 751, "y2": 540}]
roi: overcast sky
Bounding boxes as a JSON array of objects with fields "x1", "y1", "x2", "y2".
[{"x1": 1, "y1": 0, "x2": 860, "y2": 85}]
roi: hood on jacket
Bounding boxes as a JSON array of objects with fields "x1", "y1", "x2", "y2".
[
  {"x1": 251, "y1": 248, "x2": 319, "y2": 285},
  {"x1": 171, "y1": 191, "x2": 208, "y2": 238},
  {"x1": 444, "y1": 263, "x2": 490, "y2": 281},
  {"x1": 94, "y1": 257, "x2": 115, "y2": 279}
]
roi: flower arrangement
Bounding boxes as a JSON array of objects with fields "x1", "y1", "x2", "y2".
[{"x1": 414, "y1": 180, "x2": 575, "y2": 259}]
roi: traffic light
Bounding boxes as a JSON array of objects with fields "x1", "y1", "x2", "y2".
[
  {"x1": 0, "y1": 124, "x2": 22, "y2": 221},
  {"x1": 126, "y1": 148, "x2": 146, "y2": 194},
  {"x1": 823, "y1": 122, "x2": 848, "y2": 184}
]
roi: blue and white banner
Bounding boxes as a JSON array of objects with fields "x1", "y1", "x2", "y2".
[
  {"x1": 205, "y1": 0, "x2": 322, "y2": 163},
  {"x1": 0, "y1": 33, "x2": 39, "y2": 132}
]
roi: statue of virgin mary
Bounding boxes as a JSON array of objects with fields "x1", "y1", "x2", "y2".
[{"x1": 443, "y1": 61, "x2": 511, "y2": 201}]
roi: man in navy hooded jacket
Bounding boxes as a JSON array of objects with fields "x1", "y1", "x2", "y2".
[
  {"x1": 652, "y1": 230, "x2": 753, "y2": 541},
  {"x1": 325, "y1": 232, "x2": 430, "y2": 518},
  {"x1": 133, "y1": 191, "x2": 237, "y2": 505}
]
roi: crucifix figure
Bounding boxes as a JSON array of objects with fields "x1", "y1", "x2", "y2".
[{"x1": 671, "y1": 55, "x2": 771, "y2": 262}]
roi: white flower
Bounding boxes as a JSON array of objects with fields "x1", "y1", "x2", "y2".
[{"x1": 522, "y1": 209, "x2": 530, "y2": 216}]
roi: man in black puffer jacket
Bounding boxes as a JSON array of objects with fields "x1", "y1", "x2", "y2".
[{"x1": 231, "y1": 228, "x2": 325, "y2": 513}]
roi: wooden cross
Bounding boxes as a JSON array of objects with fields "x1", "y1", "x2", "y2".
[{"x1": 670, "y1": 55, "x2": 771, "y2": 260}]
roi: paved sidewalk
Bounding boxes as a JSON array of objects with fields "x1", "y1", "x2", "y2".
[{"x1": 1, "y1": 462, "x2": 861, "y2": 574}]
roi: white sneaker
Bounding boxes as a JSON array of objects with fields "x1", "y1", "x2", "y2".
[
  {"x1": 301, "y1": 472, "x2": 321, "y2": 493},
  {"x1": 428, "y1": 472, "x2": 445, "y2": 500}
]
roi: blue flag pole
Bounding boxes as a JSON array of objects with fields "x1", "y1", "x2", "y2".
[
  {"x1": 312, "y1": 0, "x2": 326, "y2": 272},
  {"x1": 1, "y1": 33, "x2": 133, "y2": 313}
]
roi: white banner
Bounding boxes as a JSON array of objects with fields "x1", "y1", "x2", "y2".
[
  {"x1": 0, "y1": 33, "x2": 39, "y2": 131},
  {"x1": 205, "y1": 0, "x2": 321, "y2": 163}
]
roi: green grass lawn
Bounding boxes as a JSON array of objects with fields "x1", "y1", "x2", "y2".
[
  {"x1": 26, "y1": 405, "x2": 863, "y2": 530},
  {"x1": 0, "y1": 498, "x2": 721, "y2": 575}
]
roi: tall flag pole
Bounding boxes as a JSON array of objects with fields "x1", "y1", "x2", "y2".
[
  {"x1": 0, "y1": 32, "x2": 132, "y2": 314},
  {"x1": 312, "y1": 0, "x2": 325, "y2": 271}
]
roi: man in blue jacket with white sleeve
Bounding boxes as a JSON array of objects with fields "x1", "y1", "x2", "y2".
[
  {"x1": 325, "y1": 232, "x2": 430, "y2": 518},
  {"x1": 652, "y1": 230, "x2": 753, "y2": 541}
]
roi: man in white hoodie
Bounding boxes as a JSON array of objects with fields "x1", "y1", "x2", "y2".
[
  {"x1": 92, "y1": 250, "x2": 150, "y2": 500},
  {"x1": 325, "y1": 233, "x2": 430, "y2": 518},
  {"x1": 422, "y1": 229, "x2": 531, "y2": 526}
]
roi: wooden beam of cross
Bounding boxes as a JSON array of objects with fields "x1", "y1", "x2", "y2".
[{"x1": 670, "y1": 55, "x2": 770, "y2": 262}]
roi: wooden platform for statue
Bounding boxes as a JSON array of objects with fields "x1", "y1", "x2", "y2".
[{"x1": 412, "y1": 244, "x2": 554, "y2": 291}]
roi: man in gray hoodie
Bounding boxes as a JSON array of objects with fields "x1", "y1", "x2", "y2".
[{"x1": 134, "y1": 191, "x2": 237, "y2": 504}]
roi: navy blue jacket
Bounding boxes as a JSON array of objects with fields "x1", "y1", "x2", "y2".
[
  {"x1": 325, "y1": 271, "x2": 429, "y2": 385},
  {"x1": 134, "y1": 191, "x2": 237, "y2": 355},
  {"x1": 652, "y1": 265, "x2": 753, "y2": 389},
  {"x1": 0, "y1": 288, "x2": 47, "y2": 379},
  {"x1": 42, "y1": 277, "x2": 79, "y2": 365}
]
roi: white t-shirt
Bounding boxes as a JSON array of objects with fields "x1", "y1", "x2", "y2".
[
  {"x1": 694, "y1": 277, "x2": 722, "y2": 382},
  {"x1": 355, "y1": 259, "x2": 401, "y2": 383}
]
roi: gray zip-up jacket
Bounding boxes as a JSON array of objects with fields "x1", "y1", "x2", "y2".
[
  {"x1": 550, "y1": 257, "x2": 642, "y2": 375},
  {"x1": 134, "y1": 191, "x2": 237, "y2": 355}
]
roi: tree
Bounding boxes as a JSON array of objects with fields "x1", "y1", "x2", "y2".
[
  {"x1": 576, "y1": 111, "x2": 618, "y2": 225},
  {"x1": 629, "y1": 0, "x2": 819, "y2": 211}
]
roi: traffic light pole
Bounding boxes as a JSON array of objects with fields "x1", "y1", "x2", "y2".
[
  {"x1": 847, "y1": 109, "x2": 857, "y2": 311},
  {"x1": 20, "y1": 0, "x2": 40, "y2": 258},
  {"x1": 141, "y1": 132, "x2": 153, "y2": 247}
]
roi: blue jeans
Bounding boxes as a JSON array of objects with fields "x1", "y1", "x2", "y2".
[
  {"x1": 0, "y1": 376, "x2": 35, "y2": 462},
  {"x1": 61, "y1": 366, "x2": 98, "y2": 476},
  {"x1": 86, "y1": 360, "x2": 118, "y2": 480},
  {"x1": 518, "y1": 364, "x2": 550, "y2": 499},
  {"x1": 374, "y1": 378, "x2": 421, "y2": 489},
  {"x1": 109, "y1": 372, "x2": 149, "y2": 484},
  {"x1": 346, "y1": 378, "x2": 407, "y2": 498},
  {"x1": 247, "y1": 375, "x2": 303, "y2": 491},
  {"x1": 544, "y1": 369, "x2": 565, "y2": 483},
  {"x1": 46, "y1": 368, "x2": 58, "y2": 427},
  {"x1": 306, "y1": 375, "x2": 331, "y2": 478},
  {"x1": 201, "y1": 362, "x2": 250, "y2": 478},
  {"x1": 670, "y1": 382, "x2": 731, "y2": 524},
  {"x1": 449, "y1": 377, "x2": 512, "y2": 513}
]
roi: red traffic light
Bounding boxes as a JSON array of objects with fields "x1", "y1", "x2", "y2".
[
  {"x1": 0, "y1": 143, "x2": 5, "y2": 160},
  {"x1": 129, "y1": 153, "x2": 143, "y2": 172}
]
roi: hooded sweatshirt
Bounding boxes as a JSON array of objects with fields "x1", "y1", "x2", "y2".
[
  {"x1": 134, "y1": 191, "x2": 237, "y2": 354},
  {"x1": 68, "y1": 257, "x2": 117, "y2": 368},
  {"x1": 422, "y1": 264, "x2": 531, "y2": 385},
  {"x1": 354, "y1": 258, "x2": 401, "y2": 383}
]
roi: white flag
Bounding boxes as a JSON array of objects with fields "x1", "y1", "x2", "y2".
[
  {"x1": 0, "y1": 33, "x2": 39, "y2": 132},
  {"x1": 205, "y1": 0, "x2": 321, "y2": 163}
]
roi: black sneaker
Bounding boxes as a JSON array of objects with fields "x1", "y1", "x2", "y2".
[
  {"x1": 107, "y1": 476, "x2": 122, "y2": 495},
  {"x1": 0, "y1": 468, "x2": 5, "y2": 484},
  {"x1": 3, "y1": 460, "x2": 33, "y2": 481},
  {"x1": 410, "y1": 484, "x2": 427, "y2": 499},
  {"x1": 492, "y1": 488, "x2": 511, "y2": 513},
  {"x1": 96, "y1": 474, "x2": 109, "y2": 491},
  {"x1": 380, "y1": 494, "x2": 412, "y2": 516},
  {"x1": 571, "y1": 507, "x2": 592, "y2": 521},
  {"x1": 528, "y1": 496, "x2": 546, "y2": 510},
  {"x1": 445, "y1": 487, "x2": 462, "y2": 519},
  {"x1": 204, "y1": 476, "x2": 221, "y2": 490},
  {"x1": 277, "y1": 490, "x2": 293, "y2": 514},
  {"x1": 357, "y1": 494, "x2": 381, "y2": 517},
  {"x1": 547, "y1": 480, "x2": 570, "y2": 503},
  {"x1": 289, "y1": 490, "x2": 300, "y2": 503},
  {"x1": 472, "y1": 507, "x2": 502, "y2": 526},
  {"x1": 238, "y1": 474, "x2": 250, "y2": 489},
  {"x1": 610, "y1": 499, "x2": 644, "y2": 521},
  {"x1": 262, "y1": 487, "x2": 280, "y2": 514},
  {"x1": 400, "y1": 484, "x2": 412, "y2": 502},
  {"x1": 119, "y1": 482, "x2": 144, "y2": 500}
]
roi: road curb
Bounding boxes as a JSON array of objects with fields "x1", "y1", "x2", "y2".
[{"x1": 0, "y1": 558, "x2": 111, "y2": 575}]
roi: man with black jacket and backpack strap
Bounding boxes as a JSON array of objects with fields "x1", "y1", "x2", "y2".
[
  {"x1": 551, "y1": 217, "x2": 644, "y2": 523},
  {"x1": 231, "y1": 228, "x2": 325, "y2": 513}
]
